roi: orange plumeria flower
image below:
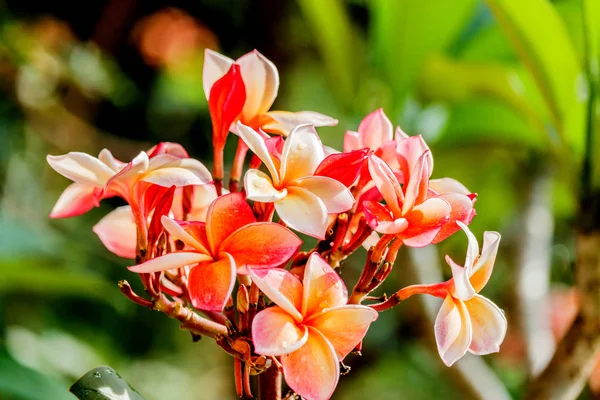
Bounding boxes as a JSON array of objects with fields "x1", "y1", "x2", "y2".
[{"x1": 250, "y1": 253, "x2": 378, "y2": 400}]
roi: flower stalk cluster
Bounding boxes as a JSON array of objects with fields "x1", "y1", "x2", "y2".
[{"x1": 46, "y1": 49, "x2": 507, "y2": 400}]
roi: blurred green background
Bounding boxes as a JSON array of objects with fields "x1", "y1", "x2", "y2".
[{"x1": 0, "y1": 0, "x2": 597, "y2": 398}]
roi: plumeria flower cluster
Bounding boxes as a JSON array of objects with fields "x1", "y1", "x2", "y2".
[{"x1": 46, "y1": 49, "x2": 506, "y2": 400}]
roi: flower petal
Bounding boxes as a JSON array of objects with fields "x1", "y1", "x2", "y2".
[
  {"x1": 396, "y1": 134, "x2": 432, "y2": 179},
  {"x1": 50, "y1": 183, "x2": 100, "y2": 218},
  {"x1": 92, "y1": 206, "x2": 136, "y2": 259},
  {"x1": 434, "y1": 295, "x2": 472, "y2": 367},
  {"x1": 252, "y1": 306, "x2": 308, "y2": 356},
  {"x1": 221, "y1": 222, "x2": 302, "y2": 273},
  {"x1": 314, "y1": 149, "x2": 369, "y2": 187},
  {"x1": 402, "y1": 151, "x2": 430, "y2": 215},
  {"x1": 446, "y1": 255, "x2": 476, "y2": 301},
  {"x1": 305, "y1": 305, "x2": 378, "y2": 360},
  {"x1": 343, "y1": 130, "x2": 361, "y2": 152},
  {"x1": 368, "y1": 155, "x2": 403, "y2": 217},
  {"x1": 249, "y1": 268, "x2": 303, "y2": 321},
  {"x1": 202, "y1": 49, "x2": 234, "y2": 99},
  {"x1": 282, "y1": 328, "x2": 340, "y2": 400},
  {"x1": 98, "y1": 148, "x2": 125, "y2": 171},
  {"x1": 401, "y1": 197, "x2": 451, "y2": 247},
  {"x1": 188, "y1": 253, "x2": 237, "y2": 311},
  {"x1": 464, "y1": 294, "x2": 507, "y2": 355},
  {"x1": 432, "y1": 193, "x2": 476, "y2": 244},
  {"x1": 357, "y1": 108, "x2": 393, "y2": 150},
  {"x1": 275, "y1": 187, "x2": 328, "y2": 239},
  {"x1": 142, "y1": 158, "x2": 212, "y2": 187},
  {"x1": 129, "y1": 252, "x2": 213, "y2": 273},
  {"x1": 47, "y1": 153, "x2": 115, "y2": 186},
  {"x1": 470, "y1": 230, "x2": 501, "y2": 293},
  {"x1": 206, "y1": 192, "x2": 256, "y2": 254},
  {"x1": 161, "y1": 216, "x2": 210, "y2": 253},
  {"x1": 236, "y1": 122, "x2": 280, "y2": 183},
  {"x1": 244, "y1": 169, "x2": 287, "y2": 202},
  {"x1": 237, "y1": 50, "x2": 279, "y2": 120},
  {"x1": 263, "y1": 111, "x2": 338, "y2": 136},
  {"x1": 302, "y1": 253, "x2": 347, "y2": 317},
  {"x1": 429, "y1": 178, "x2": 471, "y2": 196},
  {"x1": 294, "y1": 176, "x2": 354, "y2": 213},
  {"x1": 280, "y1": 124, "x2": 325, "y2": 183},
  {"x1": 363, "y1": 201, "x2": 408, "y2": 235},
  {"x1": 457, "y1": 221, "x2": 479, "y2": 269}
]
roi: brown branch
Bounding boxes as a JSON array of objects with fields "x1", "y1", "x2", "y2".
[
  {"x1": 524, "y1": 231, "x2": 600, "y2": 399},
  {"x1": 258, "y1": 363, "x2": 282, "y2": 400}
]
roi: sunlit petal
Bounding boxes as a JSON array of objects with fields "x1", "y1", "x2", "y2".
[
  {"x1": 357, "y1": 108, "x2": 393, "y2": 150},
  {"x1": 274, "y1": 187, "x2": 328, "y2": 239},
  {"x1": 470, "y1": 230, "x2": 501, "y2": 293},
  {"x1": 305, "y1": 305, "x2": 378, "y2": 360},
  {"x1": 363, "y1": 201, "x2": 408, "y2": 234},
  {"x1": 202, "y1": 49, "x2": 234, "y2": 99},
  {"x1": 282, "y1": 328, "x2": 340, "y2": 400},
  {"x1": 47, "y1": 153, "x2": 115, "y2": 186},
  {"x1": 128, "y1": 252, "x2": 213, "y2": 273},
  {"x1": 263, "y1": 111, "x2": 338, "y2": 136},
  {"x1": 401, "y1": 197, "x2": 451, "y2": 247},
  {"x1": 434, "y1": 295, "x2": 472, "y2": 367},
  {"x1": 368, "y1": 155, "x2": 403, "y2": 217},
  {"x1": 249, "y1": 268, "x2": 303, "y2": 321},
  {"x1": 206, "y1": 192, "x2": 256, "y2": 254},
  {"x1": 446, "y1": 255, "x2": 475, "y2": 301},
  {"x1": 402, "y1": 151, "x2": 430, "y2": 215},
  {"x1": 302, "y1": 253, "x2": 347, "y2": 316},
  {"x1": 237, "y1": 49, "x2": 279, "y2": 119},
  {"x1": 343, "y1": 130, "x2": 361, "y2": 152},
  {"x1": 432, "y1": 193, "x2": 476, "y2": 244},
  {"x1": 161, "y1": 216, "x2": 209, "y2": 253},
  {"x1": 244, "y1": 169, "x2": 287, "y2": 202},
  {"x1": 429, "y1": 177, "x2": 471, "y2": 196},
  {"x1": 93, "y1": 206, "x2": 136, "y2": 259},
  {"x1": 465, "y1": 294, "x2": 507, "y2": 355},
  {"x1": 280, "y1": 124, "x2": 325, "y2": 183},
  {"x1": 294, "y1": 176, "x2": 354, "y2": 213},
  {"x1": 236, "y1": 122, "x2": 280, "y2": 184},
  {"x1": 50, "y1": 183, "x2": 100, "y2": 218},
  {"x1": 142, "y1": 158, "x2": 212, "y2": 187},
  {"x1": 252, "y1": 306, "x2": 308, "y2": 356},
  {"x1": 188, "y1": 253, "x2": 237, "y2": 311}
]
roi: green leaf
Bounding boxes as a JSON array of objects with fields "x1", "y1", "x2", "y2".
[
  {"x1": 70, "y1": 366, "x2": 146, "y2": 400},
  {"x1": 0, "y1": 349, "x2": 74, "y2": 400},
  {"x1": 369, "y1": 0, "x2": 477, "y2": 106},
  {"x1": 485, "y1": 0, "x2": 586, "y2": 156},
  {"x1": 296, "y1": 0, "x2": 360, "y2": 106},
  {"x1": 417, "y1": 54, "x2": 548, "y2": 141}
]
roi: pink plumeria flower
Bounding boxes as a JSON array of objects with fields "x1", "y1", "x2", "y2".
[
  {"x1": 363, "y1": 154, "x2": 451, "y2": 247},
  {"x1": 129, "y1": 193, "x2": 302, "y2": 311},
  {"x1": 432, "y1": 222, "x2": 506, "y2": 366},
  {"x1": 344, "y1": 108, "x2": 394, "y2": 153},
  {"x1": 237, "y1": 122, "x2": 355, "y2": 239},
  {"x1": 203, "y1": 49, "x2": 337, "y2": 134},
  {"x1": 250, "y1": 253, "x2": 378, "y2": 400},
  {"x1": 428, "y1": 178, "x2": 477, "y2": 243}
]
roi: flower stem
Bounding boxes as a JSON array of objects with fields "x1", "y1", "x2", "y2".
[{"x1": 258, "y1": 364, "x2": 282, "y2": 400}]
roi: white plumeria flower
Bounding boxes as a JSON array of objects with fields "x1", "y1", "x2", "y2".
[{"x1": 236, "y1": 122, "x2": 355, "y2": 239}]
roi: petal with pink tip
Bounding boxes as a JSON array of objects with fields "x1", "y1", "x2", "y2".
[
  {"x1": 457, "y1": 221, "x2": 479, "y2": 269},
  {"x1": 446, "y1": 255, "x2": 475, "y2": 301},
  {"x1": 237, "y1": 50, "x2": 279, "y2": 119},
  {"x1": 282, "y1": 327, "x2": 340, "y2": 400},
  {"x1": 249, "y1": 268, "x2": 303, "y2": 321},
  {"x1": 221, "y1": 222, "x2": 302, "y2": 273},
  {"x1": 357, "y1": 108, "x2": 393, "y2": 150},
  {"x1": 274, "y1": 187, "x2": 328, "y2": 239},
  {"x1": 432, "y1": 193, "x2": 476, "y2": 244},
  {"x1": 401, "y1": 197, "x2": 451, "y2": 247},
  {"x1": 305, "y1": 305, "x2": 378, "y2": 359},
  {"x1": 368, "y1": 155, "x2": 403, "y2": 217},
  {"x1": 206, "y1": 192, "x2": 256, "y2": 255},
  {"x1": 129, "y1": 252, "x2": 213, "y2": 273},
  {"x1": 50, "y1": 183, "x2": 100, "y2": 218},
  {"x1": 47, "y1": 153, "x2": 115, "y2": 186},
  {"x1": 302, "y1": 253, "x2": 347, "y2": 316},
  {"x1": 363, "y1": 201, "x2": 408, "y2": 235},
  {"x1": 280, "y1": 124, "x2": 325, "y2": 183},
  {"x1": 202, "y1": 49, "x2": 234, "y2": 99},
  {"x1": 161, "y1": 216, "x2": 209, "y2": 253},
  {"x1": 434, "y1": 295, "x2": 472, "y2": 367},
  {"x1": 401, "y1": 151, "x2": 430, "y2": 215},
  {"x1": 294, "y1": 176, "x2": 354, "y2": 213},
  {"x1": 465, "y1": 294, "x2": 507, "y2": 355},
  {"x1": 470, "y1": 231, "x2": 501, "y2": 293},
  {"x1": 252, "y1": 306, "x2": 308, "y2": 356},
  {"x1": 396, "y1": 135, "x2": 432, "y2": 177},
  {"x1": 188, "y1": 253, "x2": 237, "y2": 311},
  {"x1": 236, "y1": 122, "x2": 280, "y2": 184},
  {"x1": 142, "y1": 159, "x2": 212, "y2": 187},
  {"x1": 98, "y1": 148, "x2": 125, "y2": 171},
  {"x1": 343, "y1": 130, "x2": 361, "y2": 152},
  {"x1": 263, "y1": 111, "x2": 338, "y2": 136},
  {"x1": 244, "y1": 169, "x2": 287, "y2": 202},
  {"x1": 92, "y1": 206, "x2": 136, "y2": 258}
]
